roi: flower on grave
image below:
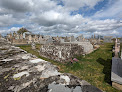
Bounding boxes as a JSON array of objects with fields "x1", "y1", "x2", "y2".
[{"x1": 73, "y1": 58, "x2": 79, "y2": 62}]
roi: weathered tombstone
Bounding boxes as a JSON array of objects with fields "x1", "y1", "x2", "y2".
[
  {"x1": 40, "y1": 43, "x2": 84, "y2": 62},
  {"x1": 31, "y1": 42, "x2": 36, "y2": 49},
  {"x1": 77, "y1": 35, "x2": 84, "y2": 42},
  {"x1": 58, "y1": 51, "x2": 62, "y2": 58},
  {"x1": 60, "y1": 39, "x2": 64, "y2": 43},
  {"x1": 104, "y1": 36, "x2": 113, "y2": 43},
  {"x1": 0, "y1": 34, "x2": 2, "y2": 39},
  {"x1": 114, "y1": 38, "x2": 120, "y2": 57},
  {"x1": 70, "y1": 36, "x2": 75, "y2": 42},
  {"x1": 46, "y1": 38, "x2": 54, "y2": 44},
  {"x1": 111, "y1": 57, "x2": 122, "y2": 90},
  {"x1": 120, "y1": 38, "x2": 122, "y2": 43},
  {"x1": 64, "y1": 36, "x2": 70, "y2": 42}
]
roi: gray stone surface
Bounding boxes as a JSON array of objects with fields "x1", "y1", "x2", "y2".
[
  {"x1": 62, "y1": 42, "x2": 93, "y2": 54},
  {"x1": 70, "y1": 36, "x2": 76, "y2": 42},
  {"x1": 111, "y1": 57, "x2": 122, "y2": 84},
  {"x1": 0, "y1": 38, "x2": 102, "y2": 92},
  {"x1": 31, "y1": 42, "x2": 36, "y2": 49},
  {"x1": 103, "y1": 36, "x2": 113, "y2": 43},
  {"x1": 40, "y1": 43, "x2": 84, "y2": 62},
  {"x1": 120, "y1": 38, "x2": 122, "y2": 43}
]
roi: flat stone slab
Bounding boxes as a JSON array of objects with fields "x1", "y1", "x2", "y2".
[
  {"x1": 111, "y1": 57, "x2": 122, "y2": 84},
  {"x1": 0, "y1": 38, "x2": 102, "y2": 92},
  {"x1": 112, "y1": 82, "x2": 122, "y2": 91}
]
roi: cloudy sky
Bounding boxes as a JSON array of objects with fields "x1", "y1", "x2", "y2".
[{"x1": 0, "y1": 0, "x2": 122, "y2": 37}]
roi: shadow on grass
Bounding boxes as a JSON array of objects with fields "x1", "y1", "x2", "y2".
[{"x1": 97, "y1": 58, "x2": 112, "y2": 85}]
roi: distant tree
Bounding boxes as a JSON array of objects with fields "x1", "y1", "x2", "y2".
[{"x1": 17, "y1": 28, "x2": 30, "y2": 34}]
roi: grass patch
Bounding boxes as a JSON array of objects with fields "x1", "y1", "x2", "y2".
[
  {"x1": 18, "y1": 43, "x2": 120, "y2": 92},
  {"x1": 66, "y1": 62, "x2": 83, "y2": 71}
]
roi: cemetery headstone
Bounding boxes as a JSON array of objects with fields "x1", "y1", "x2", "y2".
[
  {"x1": 31, "y1": 42, "x2": 36, "y2": 49},
  {"x1": 46, "y1": 38, "x2": 53, "y2": 44},
  {"x1": 60, "y1": 39, "x2": 64, "y2": 43},
  {"x1": 104, "y1": 36, "x2": 113, "y2": 43},
  {"x1": 0, "y1": 34, "x2": 2, "y2": 38},
  {"x1": 120, "y1": 38, "x2": 122, "y2": 43},
  {"x1": 70, "y1": 36, "x2": 75, "y2": 42}
]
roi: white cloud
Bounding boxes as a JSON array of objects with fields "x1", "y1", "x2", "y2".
[
  {"x1": 94, "y1": 30, "x2": 119, "y2": 37},
  {"x1": 0, "y1": 0, "x2": 122, "y2": 37},
  {"x1": 0, "y1": 0, "x2": 33, "y2": 12},
  {"x1": 0, "y1": 27, "x2": 20, "y2": 34},
  {"x1": 93, "y1": 0, "x2": 122, "y2": 19},
  {"x1": 81, "y1": 19, "x2": 122, "y2": 32},
  {"x1": 0, "y1": 14, "x2": 16, "y2": 27},
  {"x1": 62, "y1": 0, "x2": 103, "y2": 11}
]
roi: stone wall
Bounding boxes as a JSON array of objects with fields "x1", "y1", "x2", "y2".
[
  {"x1": 12, "y1": 39, "x2": 27, "y2": 44},
  {"x1": 40, "y1": 44, "x2": 84, "y2": 62},
  {"x1": 62, "y1": 42, "x2": 94, "y2": 54}
]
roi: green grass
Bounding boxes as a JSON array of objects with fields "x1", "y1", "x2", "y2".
[{"x1": 18, "y1": 43, "x2": 121, "y2": 92}]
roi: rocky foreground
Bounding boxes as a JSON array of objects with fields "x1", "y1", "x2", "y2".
[{"x1": 0, "y1": 38, "x2": 102, "y2": 92}]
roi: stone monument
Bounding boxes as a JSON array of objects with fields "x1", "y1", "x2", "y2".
[
  {"x1": 104, "y1": 36, "x2": 113, "y2": 43},
  {"x1": 31, "y1": 42, "x2": 36, "y2": 49},
  {"x1": 0, "y1": 34, "x2": 2, "y2": 38}
]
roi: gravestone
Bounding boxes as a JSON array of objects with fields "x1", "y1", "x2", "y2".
[
  {"x1": 114, "y1": 38, "x2": 120, "y2": 57},
  {"x1": 111, "y1": 57, "x2": 122, "y2": 90},
  {"x1": 77, "y1": 35, "x2": 84, "y2": 42},
  {"x1": 62, "y1": 41, "x2": 93, "y2": 54},
  {"x1": 64, "y1": 36, "x2": 70, "y2": 42},
  {"x1": 60, "y1": 39, "x2": 64, "y2": 43},
  {"x1": 40, "y1": 44, "x2": 84, "y2": 62},
  {"x1": 31, "y1": 42, "x2": 36, "y2": 49},
  {"x1": 46, "y1": 38, "x2": 54, "y2": 44},
  {"x1": 120, "y1": 38, "x2": 122, "y2": 43},
  {"x1": 104, "y1": 36, "x2": 113, "y2": 43},
  {"x1": 111, "y1": 57, "x2": 122, "y2": 84},
  {"x1": 70, "y1": 36, "x2": 75, "y2": 42},
  {"x1": 0, "y1": 34, "x2": 2, "y2": 38}
]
